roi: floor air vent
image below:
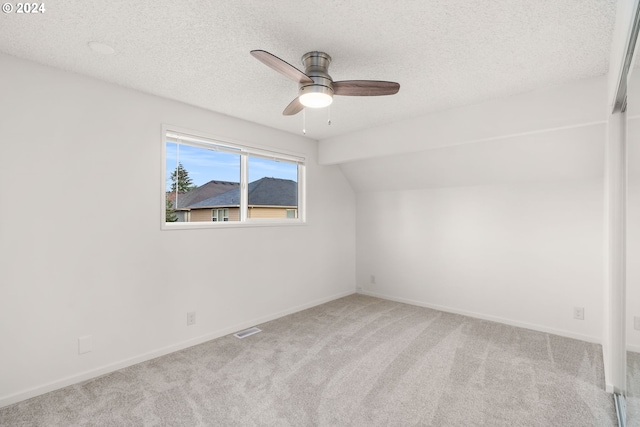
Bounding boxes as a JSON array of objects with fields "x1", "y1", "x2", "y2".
[{"x1": 234, "y1": 327, "x2": 262, "y2": 339}]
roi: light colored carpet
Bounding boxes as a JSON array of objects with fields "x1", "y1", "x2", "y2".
[
  {"x1": 629, "y1": 351, "x2": 640, "y2": 427},
  {"x1": 0, "y1": 294, "x2": 616, "y2": 426}
]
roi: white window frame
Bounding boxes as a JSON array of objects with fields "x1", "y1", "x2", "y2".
[
  {"x1": 162, "y1": 125, "x2": 306, "y2": 230},
  {"x1": 212, "y1": 208, "x2": 229, "y2": 222}
]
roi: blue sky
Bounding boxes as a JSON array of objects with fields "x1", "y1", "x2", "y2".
[{"x1": 165, "y1": 143, "x2": 297, "y2": 190}]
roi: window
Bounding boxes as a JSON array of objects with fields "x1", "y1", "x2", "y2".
[
  {"x1": 163, "y1": 126, "x2": 305, "y2": 229},
  {"x1": 212, "y1": 208, "x2": 229, "y2": 222}
]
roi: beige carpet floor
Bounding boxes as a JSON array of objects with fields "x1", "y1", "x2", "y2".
[
  {"x1": 0, "y1": 294, "x2": 616, "y2": 426},
  {"x1": 629, "y1": 351, "x2": 640, "y2": 427}
]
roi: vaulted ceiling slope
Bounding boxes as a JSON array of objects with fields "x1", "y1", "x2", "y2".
[{"x1": 0, "y1": 1, "x2": 616, "y2": 140}]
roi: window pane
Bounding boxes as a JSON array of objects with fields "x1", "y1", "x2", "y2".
[
  {"x1": 247, "y1": 157, "x2": 298, "y2": 219},
  {"x1": 163, "y1": 129, "x2": 306, "y2": 229},
  {"x1": 166, "y1": 142, "x2": 241, "y2": 223}
]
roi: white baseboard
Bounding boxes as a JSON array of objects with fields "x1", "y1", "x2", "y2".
[
  {"x1": 0, "y1": 290, "x2": 355, "y2": 409},
  {"x1": 358, "y1": 289, "x2": 601, "y2": 345}
]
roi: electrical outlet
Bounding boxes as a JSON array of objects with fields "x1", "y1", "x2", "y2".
[
  {"x1": 635, "y1": 316, "x2": 640, "y2": 331},
  {"x1": 573, "y1": 307, "x2": 584, "y2": 320},
  {"x1": 78, "y1": 335, "x2": 92, "y2": 354},
  {"x1": 187, "y1": 311, "x2": 196, "y2": 326},
  {"x1": 370, "y1": 275, "x2": 376, "y2": 284}
]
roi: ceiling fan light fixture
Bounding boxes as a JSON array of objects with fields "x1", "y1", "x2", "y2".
[
  {"x1": 299, "y1": 82, "x2": 333, "y2": 109},
  {"x1": 299, "y1": 91, "x2": 333, "y2": 108}
]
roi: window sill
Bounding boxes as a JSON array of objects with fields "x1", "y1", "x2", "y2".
[{"x1": 161, "y1": 219, "x2": 307, "y2": 230}]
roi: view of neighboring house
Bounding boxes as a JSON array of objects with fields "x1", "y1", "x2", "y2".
[
  {"x1": 167, "y1": 180, "x2": 240, "y2": 222},
  {"x1": 169, "y1": 177, "x2": 298, "y2": 222}
]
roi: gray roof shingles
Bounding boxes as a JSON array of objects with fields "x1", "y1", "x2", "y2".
[
  {"x1": 187, "y1": 177, "x2": 297, "y2": 209},
  {"x1": 168, "y1": 180, "x2": 240, "y2": 209}
]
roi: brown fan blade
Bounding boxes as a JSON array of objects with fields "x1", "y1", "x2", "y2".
[
  {"x1": 251, "y1": 50, "x2": 313, "y2": 84},
  {"x1": 283, "y1": 97, "x2": 304, "y2": 116},
  {"x1": 333, "y1": 80, "x2": 400, "y2": 96}
]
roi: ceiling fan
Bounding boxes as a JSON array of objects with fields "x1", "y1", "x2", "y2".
[{"x1": 250, "y1": 50, "x2": 400, "y2": 116}]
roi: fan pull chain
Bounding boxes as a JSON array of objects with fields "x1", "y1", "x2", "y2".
[
  {"x1": 302, "y1": 109, "x2": 306, "y2": 135},
  {"x1": 327, "y1": 105, "x2": 331, "y2": 126}
]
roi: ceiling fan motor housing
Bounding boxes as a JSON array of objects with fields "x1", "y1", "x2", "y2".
[{"x1": 299, "y1": 51, "x2": 334, "y2": 101}]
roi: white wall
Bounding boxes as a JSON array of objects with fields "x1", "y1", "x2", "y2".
[
  {"x1": 335, "y1": 76, "x2": 608, "y2": 343},
  {"x1": 339, "y1": 124, "x2": 604, "y2": 192},
  {"x1": 626, "y1": 69, "x2": 640, "y2": 353},
  {"x1": 319, "y1": 75, "x2": 607, "y2": 165},
  {"x1": 0, "y1": 54, "x2": 356, "y2": 407},
  {"x1": 355, "y1": 178, "x2": 604, "y2": 342},
  {"x1": 628, "y1": 114, "x2": 640, "y2": 352}
]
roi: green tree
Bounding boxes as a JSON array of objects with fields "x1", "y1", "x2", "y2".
[
  {"x1": 165, "y1": 198, "x2": 178, "y2": 222},
  {"x1": 170, "y1": 163, "x2": 195, "y2": 193}
]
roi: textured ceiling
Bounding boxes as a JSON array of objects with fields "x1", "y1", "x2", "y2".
[{"x1": 0, "y1": 0, "x2": 616, "y2": 140}]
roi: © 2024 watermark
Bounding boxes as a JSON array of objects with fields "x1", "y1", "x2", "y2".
[{"x1": 2, "y1": 3, "x2": 45, "y2": 13}]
